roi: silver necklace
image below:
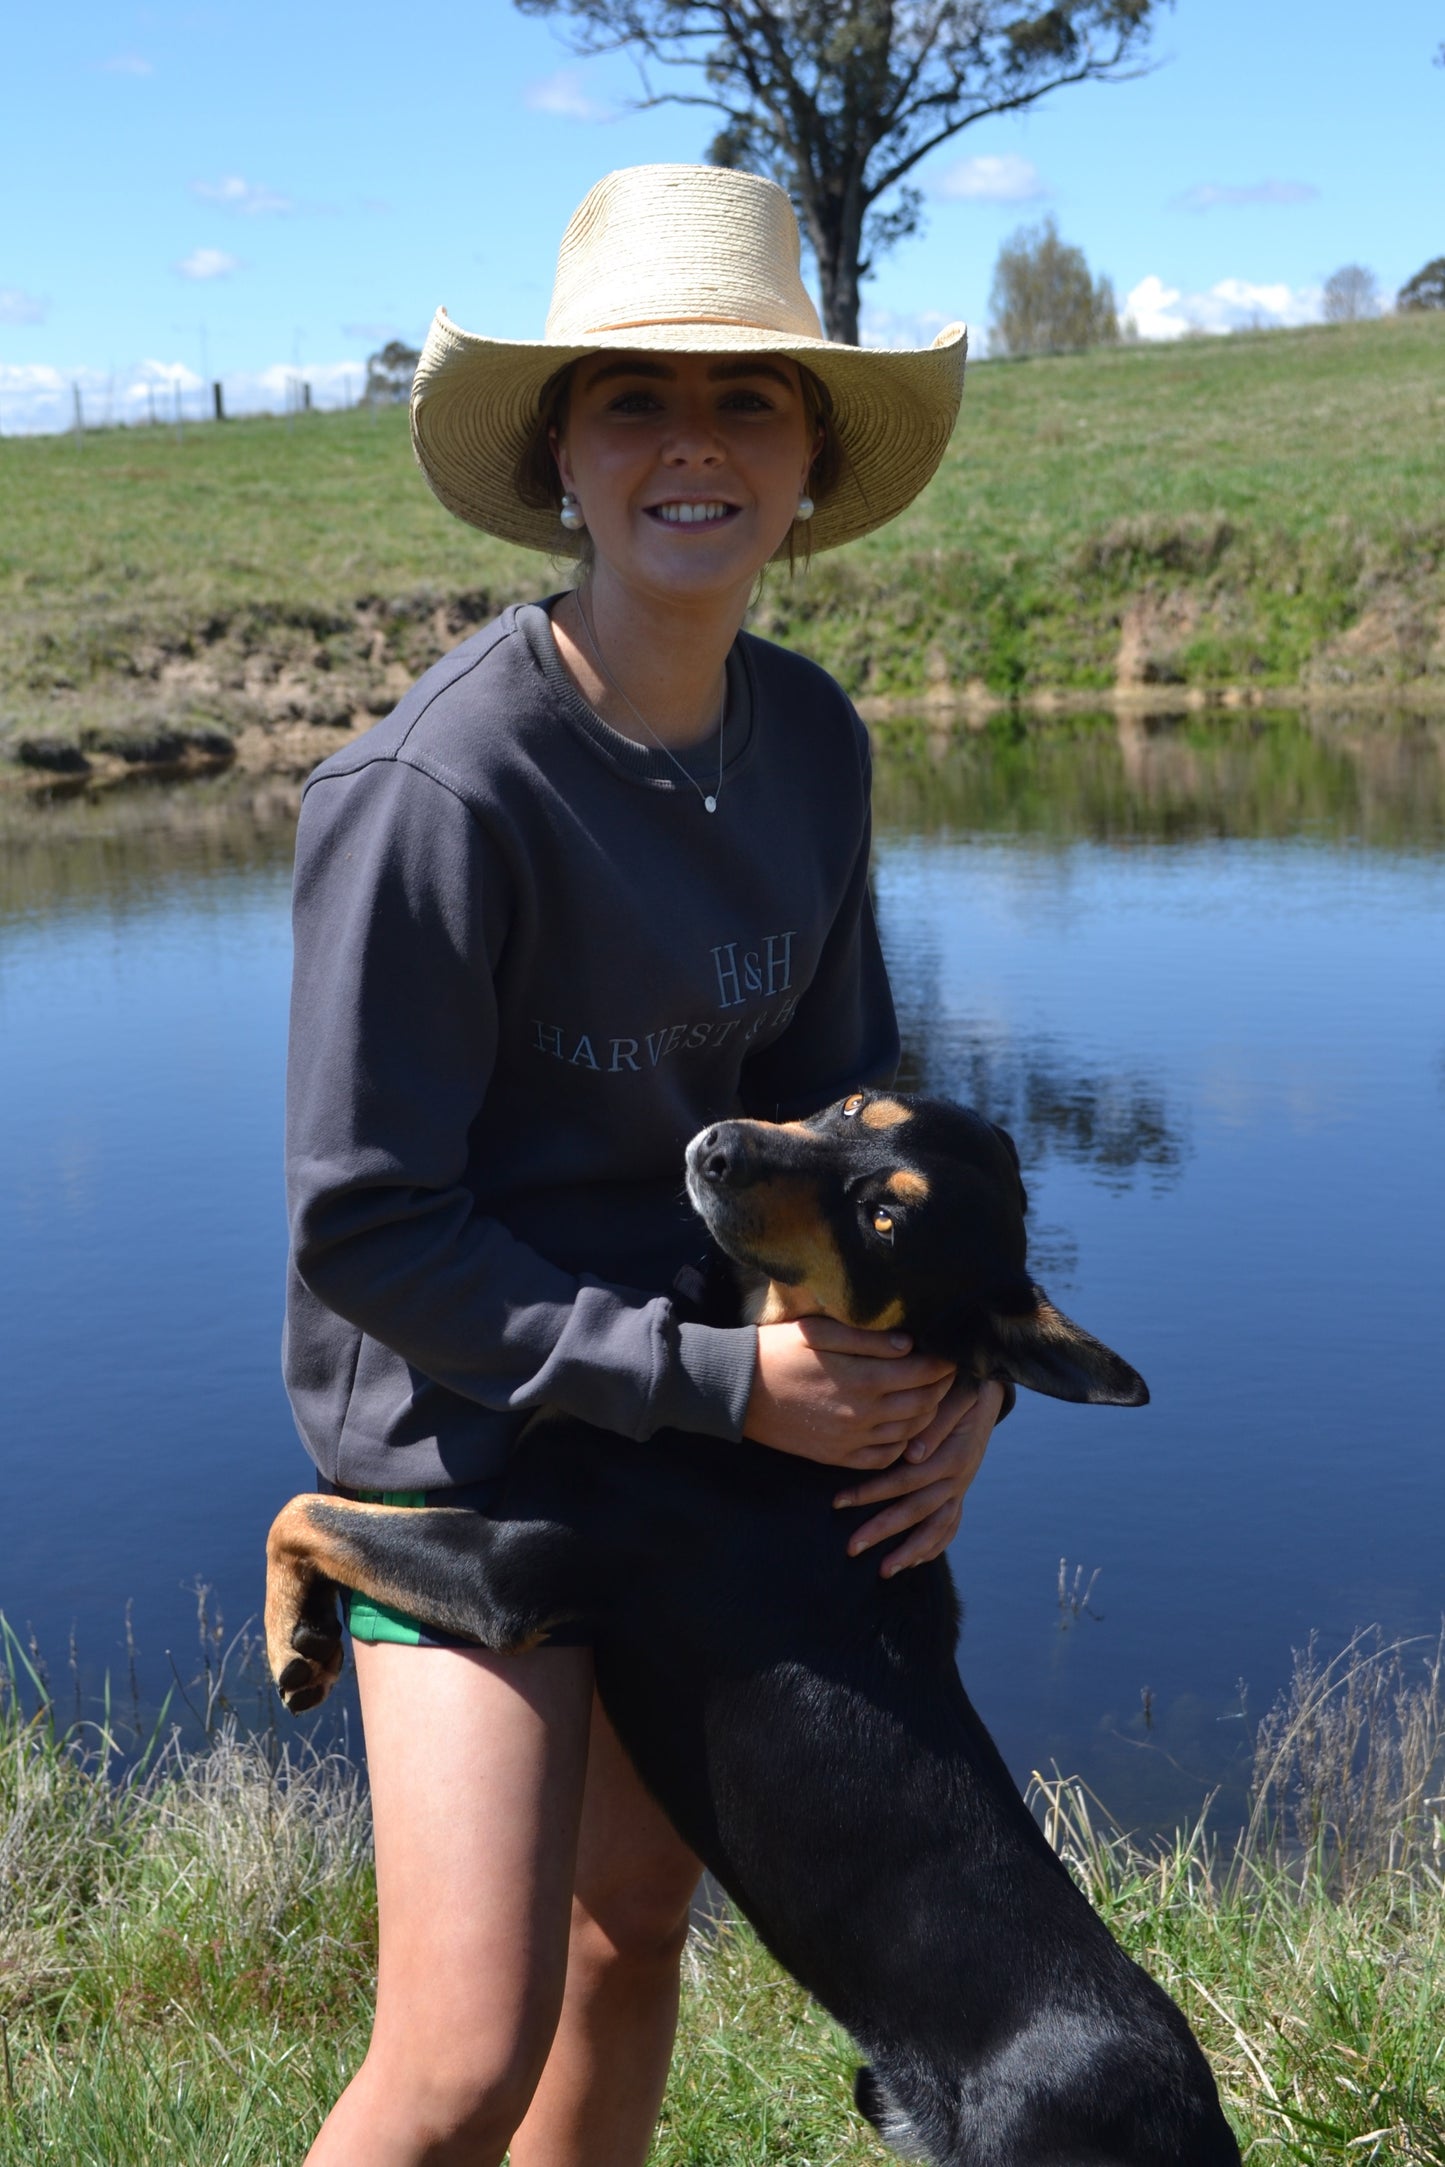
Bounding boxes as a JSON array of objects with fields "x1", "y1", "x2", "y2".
[{"x1": 572, "y1": 589, "x2": 726, "y2": 814}]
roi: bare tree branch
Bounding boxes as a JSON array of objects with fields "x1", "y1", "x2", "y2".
[{"x1": 515, "y1": 1, "x2": 1169, "y2": 340}]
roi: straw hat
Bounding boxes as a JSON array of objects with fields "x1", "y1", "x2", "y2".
[{"x1": 410, "y1": 163, "x2": 967, "y2": 556}]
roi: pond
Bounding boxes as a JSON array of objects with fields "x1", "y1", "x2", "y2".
[{"x1": 1, "y1": 708, "x2": 1442, "y2": 1833}]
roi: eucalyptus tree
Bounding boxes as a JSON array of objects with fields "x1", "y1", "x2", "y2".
[{"x1": 516, "y1": 1, "x2": 1167, "y2": 343}]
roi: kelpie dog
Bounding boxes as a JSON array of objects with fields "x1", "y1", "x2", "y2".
[{"x1": 267, "y1": 1092, "x2": 1240, "y2": 2166}]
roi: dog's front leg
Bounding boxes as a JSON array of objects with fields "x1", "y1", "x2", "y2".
[{"x1": 265, "y1": 1496, "x2": 585, "y2": 1713}]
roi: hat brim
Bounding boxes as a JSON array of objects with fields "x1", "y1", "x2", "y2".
[{"x1": 409, "y1": 309, "x2": 968, "y2": 557}]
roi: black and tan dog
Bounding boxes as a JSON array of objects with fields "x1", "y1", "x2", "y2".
[{"x1": 267, "y1": 1092, "x2": 1240, "y2": 2166}]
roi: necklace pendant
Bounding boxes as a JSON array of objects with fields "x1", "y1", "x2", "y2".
[{"x1": 704, "y1": 794, "x2": 717, "y2": 813}]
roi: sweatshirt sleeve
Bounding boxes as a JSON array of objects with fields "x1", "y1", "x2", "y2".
[
  {"x1": 286, "y1": 755, "x2": 755, "y2": 1443},
  {"x1": 738, "y1": 724, "x2": 900, "y2": 1122}
]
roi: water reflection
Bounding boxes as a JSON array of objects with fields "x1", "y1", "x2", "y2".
[
  {"x1": 2, "y1": 715, "x2": 1441, "y2": 1831},
  {"x1": 0, "y1": 771, "x2": 303, "y2": 926},
  {"x1": 882, "y1": 874, "x2": 1188, "y2": 1194},
  {"x1": 870, "y1": 706, "x2": 1445, "y2": 846},
  {"x1": 894, "y1": 1020, "x2": 1187, "y2": 1195}
]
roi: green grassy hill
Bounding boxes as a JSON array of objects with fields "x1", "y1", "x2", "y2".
[{"x1": 2, "y1": 313, "x2": 1442, "y2": 772}]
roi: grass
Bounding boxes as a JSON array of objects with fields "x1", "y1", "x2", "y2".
[
  {"x1": 2, "y1": 314, "x2": 1443, "y2": 769},
  {"x1": 2, "y1": 1620, "x2": 1444, "y2": 2164}
]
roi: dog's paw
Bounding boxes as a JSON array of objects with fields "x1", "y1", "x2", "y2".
[
  {"x1": 272, "y1": 1607, "x2": 344, "y2": 1714},
  {"x1": 275, "y1": 1617, "x2": 344, "y2": 1713}
]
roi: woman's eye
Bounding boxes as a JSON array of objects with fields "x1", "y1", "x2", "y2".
[
  {"x1": 608, "y1": 390, "x2": 662, "y2": 414},
  {"x1": 842, "y1": 1094, "x2": 864, "y2": 1118},
  {"x1": 871, "y1": 1210, "x2": 895, "y2": 1242},
  {"x1": 720, "y1": 390, "x2": 772, "y2": 412}
]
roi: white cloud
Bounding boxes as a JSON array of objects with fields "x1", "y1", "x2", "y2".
[
  {"x1": 1124, "y1": 275, "x2": 1189, "y2": 339},
  {"x1": 524, "y1": 68, "x2": 613, "y2": 122},
  {"x1": 933, "y1": 154, "x2": 1048, "y2": 205},
  {"x1": 175, "y1": 248, "x2": 241, "y2": 281},
  {"x1": 860, "y1": 305, "x2": 955, "y2": 350},
  {"x1": 1124, "y1": 272, "x2": 1322, "y2": 340},
  {"x1": 1192, "y1": 277, "x2": 1321, "y2": 331},
  {"x1": 98, "y1": 54, "x2": 153, "y2": 75},
  {"x1": 133, "y1": 360, "x2": 205, "y2": 391},
  {"x1": 1175, "y1": 181, "x2": 1320, "y2": 212},
  {"x1": 191, "y1": 175, "x2": 293, "y2": 215},
  {"x1": 0, "y1": 288, "x2": 46, "y2": 325},
  {"x1": 0, "y1": 363, "x2": 68, "y2": 399}
]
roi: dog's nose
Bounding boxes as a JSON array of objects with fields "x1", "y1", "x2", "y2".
[{"x1": 694, "y1": 1127, "x2": 737, "y2": 1184}]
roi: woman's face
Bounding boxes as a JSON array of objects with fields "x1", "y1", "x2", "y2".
[{"x1": 553, "y1": 351, "x2": 817, "y2": 605}]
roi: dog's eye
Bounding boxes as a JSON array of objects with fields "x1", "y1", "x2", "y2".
[
  {"x1": 871, "y1": 1209, "x2": 895, "y2": 1242},
  {"x1": 842, "y1": 1094, "x2": 865, "y2": 1118}
]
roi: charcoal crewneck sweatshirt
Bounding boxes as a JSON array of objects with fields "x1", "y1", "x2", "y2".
[{"x1": 283, "y1": 600, "x2": 899, "y2": 1490}]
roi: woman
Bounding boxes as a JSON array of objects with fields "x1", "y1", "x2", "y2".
[{"x1": 285, "y1": 162, "x2": 1006, "y2": 2167}]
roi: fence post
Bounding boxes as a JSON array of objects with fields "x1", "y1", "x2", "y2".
[
  {"x1": 174, "y1": 381, "x2": 183, "y2": 445},
  {"x1": 73, "y1": 384, "x2": 84, "y2": 448},
  {"x1": 302, "y1": 381, "x2": 312, "y2": 413},
  {"x1": 213, "y1": 380, "x2": 226, "y2": 422}
]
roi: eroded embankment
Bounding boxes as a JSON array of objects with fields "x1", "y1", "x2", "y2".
[{"x1": 5, "y1": 526, "x2": 1445, "y2": 792}]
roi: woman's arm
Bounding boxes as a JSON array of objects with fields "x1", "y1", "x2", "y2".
[{"x1": 287, "y1": 755, "x2": 754, "y2": 1444}]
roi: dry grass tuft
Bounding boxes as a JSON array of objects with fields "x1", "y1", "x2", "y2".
[{"x1": 4, "y1": 1619, "x2": 1445, "y2": 2162}]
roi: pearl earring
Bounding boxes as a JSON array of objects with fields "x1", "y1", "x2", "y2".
[
  {"x1": 795, "y1": 493, "x2": 815, "y2": 522},
  {"x1": 559, "y1": 492, "x2": 586, "y2": 532}
]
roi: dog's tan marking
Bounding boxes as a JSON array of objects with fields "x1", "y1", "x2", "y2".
[
  {"x1": 733, "y1": 1173, "x2": 867, "y2": 1325},
  {"x1": 864, "y1": 1298, "x2": 906, "y2": 1331},
  {"x1": 266, "y1": 1496, "x2": 486, "y2": 1704},
  {"x1": 887, "y1": 1170, "x2": 930, "y2": 1202},
  {"x1": 755, "y1": 1280, "x2": 816, "y2": 1325},
  {"x1": 860, "y1": 1098, "x2": 911, "y2": 1131}
]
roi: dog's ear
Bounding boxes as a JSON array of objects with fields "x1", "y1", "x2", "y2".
[
  {"x1": 987, "y1": 1118, "x2": 1028, "y2": 1212},
  {"x1": 985, "y1": 1284, "x2": 1149, "y2": 1406}
]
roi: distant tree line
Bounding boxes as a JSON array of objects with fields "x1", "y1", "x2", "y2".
[
  {"x1": 983, "y1": 228, "x2": 1445, "y2": 358},
  {"x1": 365, "y1": 341, "x2": 422, "y2": 403},
  {"x1": 988, "y1": 217, "x2": 1118, "y2": 356},
  {"x1": 1396, "y1": 257, "x2": 1445, "y2": 311},
  {"x1": 1320, "y1": 258, "x2": 1445, "y2": 321}
]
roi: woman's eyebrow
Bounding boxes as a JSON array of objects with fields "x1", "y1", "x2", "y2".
[
  {"x1": 707, "y1": 360, "x2": 797, "y2": 390},
  {"x1": 582, "y1": 358, "x2": 675, "y2": 390},
  {"x1": 580, "y1": 357, "x2": 797, "y2": 392}
]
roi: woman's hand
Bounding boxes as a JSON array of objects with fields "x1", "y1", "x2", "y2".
[
  {"x1": 745, "y1": 1317, "x2": 956, "y2": 1472},
  {"x1": 832, "y1": 1376, "x2": 1007, "y2": 1577}
]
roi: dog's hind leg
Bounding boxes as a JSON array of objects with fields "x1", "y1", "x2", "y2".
[
  {"x1": 854, "y1": 2066, "x2": 935, "y2": 2160},
  {"x1": 265, "y1": 1495, "x2": 587, "y2": 1714},
  {"x1": 265, "y1": 1498, "x2": 349, "y2": 1713}
]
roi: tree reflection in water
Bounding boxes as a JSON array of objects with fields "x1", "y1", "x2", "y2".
[
  {"x1": 870, "y1": 706, "x2": 1445, "y2": 849},
  {"x1": 894, "y1": 1025, "x2": 1187, "y2": 1199}
]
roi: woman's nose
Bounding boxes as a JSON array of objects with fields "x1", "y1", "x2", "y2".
[{"x1": 660, "y1": 416, "x2": 726, "y2": 465}]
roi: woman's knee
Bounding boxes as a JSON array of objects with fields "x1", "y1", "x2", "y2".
[
  {"x1": 571, "y1": 1860, "x2": 698, "y2": 1975},
  {"x1": 358, "y1": 2029, "x2": 554, "y2": 2158}
]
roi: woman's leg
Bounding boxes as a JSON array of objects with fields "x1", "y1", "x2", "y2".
[
  {"x1": 305, "y1": 1636, "x2": 596, "y2": 2167},
  {"x1": 509, "y1": 1693, "x2": 703, "y2": 2167}
]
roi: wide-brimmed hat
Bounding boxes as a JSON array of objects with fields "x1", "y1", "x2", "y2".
[{"x1": 410, "y1": 163, "x2": 967, "y2": 556}]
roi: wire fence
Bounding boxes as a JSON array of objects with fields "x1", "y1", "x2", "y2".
[{"x1": 0, "y1": 365, "x2": 403, "y2": 440}]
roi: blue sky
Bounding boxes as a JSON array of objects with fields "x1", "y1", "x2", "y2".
[{"x1": 2, "y1": 0, "x2": 1441, "y2": 431}]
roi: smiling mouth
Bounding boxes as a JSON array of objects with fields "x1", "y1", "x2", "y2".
[{"x1": 646, "y1": 501, "x2": 740, "y2": 528}]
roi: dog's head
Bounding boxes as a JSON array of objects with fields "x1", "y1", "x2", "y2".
[{"x1": 685, "y1": 1091, "x2": 1148, "y2": 1406}]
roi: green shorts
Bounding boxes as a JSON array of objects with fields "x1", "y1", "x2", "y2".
[{"x1": 319, "y1": 1478, "x2": 591, "y2": 1649}]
